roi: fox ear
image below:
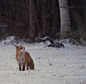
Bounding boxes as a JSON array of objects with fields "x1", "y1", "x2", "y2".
[
  {"x1": 20, "y1": 45, "x2": 23, "y2": 47},
  {"x1": 16, "y1": 46, "x2": 19, "y2": 49}
]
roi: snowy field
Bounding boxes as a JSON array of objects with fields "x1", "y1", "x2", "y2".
[{"x1": 0, "y1": 38, "x2": 86, "y2": 84}]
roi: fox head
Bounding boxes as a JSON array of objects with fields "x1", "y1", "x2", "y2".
[{"x1": 16, "y1": 45, "x2": 25, "y2": 55}]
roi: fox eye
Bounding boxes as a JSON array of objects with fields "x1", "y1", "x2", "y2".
[
  {"x1": 20, "y1": 47, "x2": 22, "y2": 49},
  {"x1": 16, "y1": 46, "x2": 18, "y2": 48}
]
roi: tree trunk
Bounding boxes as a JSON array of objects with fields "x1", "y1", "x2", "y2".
[
  {"x1": 34, "y1": 0, "x2": 43, "y2": 37},
  {"x1": 29, "y1": 0, "x2": 36, "y2": 42},
  {"x1": 40, "y1": 0, "x2": 47, "y2": 34},
  {"x1": 0, "y1": 0, "x2": 2, "y2": 22},
  {"x1": 52, "y1": 0, "x2": 60, "y2": 38},
  {"x1": 58, "y1": 0, "x2": 71, "y2": 38}
]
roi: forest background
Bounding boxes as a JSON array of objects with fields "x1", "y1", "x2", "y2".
[{"x1": 0, "y1": 0, "x2": 86, "y2": 45}]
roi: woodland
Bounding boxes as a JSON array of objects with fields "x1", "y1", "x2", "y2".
[{"x1": 0, "y1": 0, "x2": 86, "y2": 46}]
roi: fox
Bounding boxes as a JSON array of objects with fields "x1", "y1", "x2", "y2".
[{"x1": 16, "y1": 45, "x2": 34, "y2": 71}]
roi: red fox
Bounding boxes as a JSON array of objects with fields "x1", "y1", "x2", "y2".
[{"x1": 16, "y1": 45, "x2": 34, "y2": 71}]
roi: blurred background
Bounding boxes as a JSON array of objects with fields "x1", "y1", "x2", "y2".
[{"x1": 0, "y1": 0, "x2": 86, "y2": 44}]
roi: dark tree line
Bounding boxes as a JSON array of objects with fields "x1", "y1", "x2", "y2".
[{"x1": 0, "y1": 0, "x2": 86, "y2": 43}]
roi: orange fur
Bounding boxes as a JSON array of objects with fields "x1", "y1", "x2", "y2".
[{"x1": 16, "y1": 45, "x2": 34, "y2": 71}]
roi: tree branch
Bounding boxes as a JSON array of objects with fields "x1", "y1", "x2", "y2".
[{"x1": 36, "y1": 36, "x2": 64, "y2": 48}]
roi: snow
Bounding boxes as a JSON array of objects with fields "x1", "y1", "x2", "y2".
[{"x1": 0, "y1": 38, "x2": 86, "y2": 84}]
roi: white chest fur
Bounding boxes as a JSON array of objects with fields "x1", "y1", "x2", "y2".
[{"x1": 18, "y1": 49, "x2": 25, "y2": 64}]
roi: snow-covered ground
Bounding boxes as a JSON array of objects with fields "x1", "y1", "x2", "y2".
[{"x1": 0, "y1": 38, "x2": 86, "y2": 84}]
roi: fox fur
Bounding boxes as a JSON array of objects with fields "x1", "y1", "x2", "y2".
[{"x1": 16, "y1": 45, "x2": 34, "y2": 71}]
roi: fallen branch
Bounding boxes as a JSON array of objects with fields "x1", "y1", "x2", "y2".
[
  {"x1": 36, "y1": 36, "x2": 54, "y2": 44},
  {"x1": 36, "y1": 36, "x2": 64, "y2": 48},
  {"x1": 48, "y1": 43, "x2": 64, "y2": 48}
]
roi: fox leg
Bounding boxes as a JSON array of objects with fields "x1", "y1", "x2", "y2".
[
  {"x1": 27, "y1": 63, "x2": 30, "y2": 70},
  {"x1": 27, "y1": 64, "x2": 29, "y2": 70},
  {"x1": 19, "y1": 64, "x2": 21, "y2": 71},
  {"x1": 23, "y1": 62, "x2": 25, "y2": 71}
]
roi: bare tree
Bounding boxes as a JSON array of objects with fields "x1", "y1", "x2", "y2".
[
  {"x1": 58, "y1": 0, "x2": 71, "y2": 38},
  {"x1": 40, "y1": 0, "x2": 47, "y2": 34},
  {"x1": 52, "y1": 0, "x2": 60, "y2": 38},
  {"x1": 29, "y1": 0, "x2": 36, "y2": 42}
]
